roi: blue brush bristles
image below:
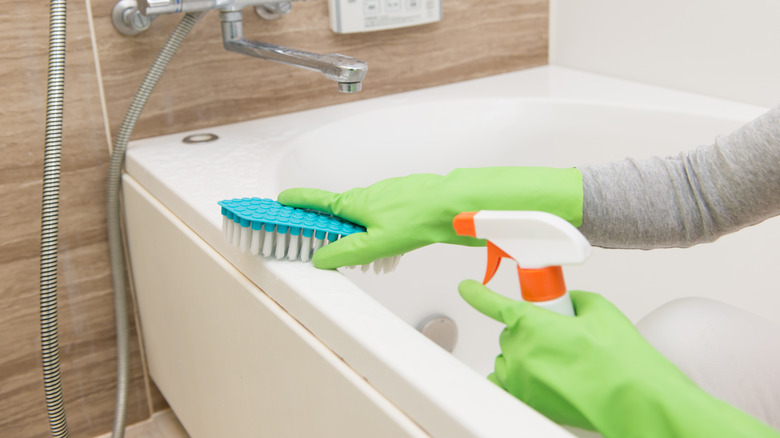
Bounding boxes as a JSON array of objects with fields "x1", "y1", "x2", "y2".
[{"x1": 218, "y1": 197, "x2": 400, "y2": 273}]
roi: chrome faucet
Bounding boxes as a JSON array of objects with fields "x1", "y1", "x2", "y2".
[
  {"x1": 115, "y1": 0, "x2": 368, "y2": 93},
  {"x1": 220, "y1": 11, "x2": 367, "y2": 93}
]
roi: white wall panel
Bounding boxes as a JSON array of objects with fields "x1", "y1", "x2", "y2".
[{"x1": 550, "y1": 0, "x2": 780, "y2": 107}]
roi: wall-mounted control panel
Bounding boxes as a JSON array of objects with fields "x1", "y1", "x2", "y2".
[{"x1": 328, "y1": 0, "x2": 442, "y2": 34}]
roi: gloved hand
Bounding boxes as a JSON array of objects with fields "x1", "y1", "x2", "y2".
[
  {"x1": 277, "y1": 167, "x2": 582, "y2": 269},
  {"x1": 458, "y1": 280, "x2": 780, "y2": 438}
]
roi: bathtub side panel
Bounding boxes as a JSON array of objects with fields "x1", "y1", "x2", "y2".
[{"x1": 122, "y1": 176, "x2": 428, "y2": 438}]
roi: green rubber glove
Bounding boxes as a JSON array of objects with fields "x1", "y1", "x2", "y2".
[
  {"x1": 458, "y1": 280, "x2": 780, "y2": 438},
  {"x1": 277, "y1": 167, "x2": 582, "y2": 269}
]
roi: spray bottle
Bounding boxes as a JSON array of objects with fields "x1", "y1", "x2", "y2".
[{"x1": 453, "y1": 210, "x2": 592, "y2": 316}]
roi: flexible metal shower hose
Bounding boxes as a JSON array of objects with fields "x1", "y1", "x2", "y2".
[
  {"x1": 41, "y1": 5, "x2": 201, "y2": 437},
  {"x1": 41, "y1": 0, "x2": 68, "y2": 436},
  {"x1": 41, "y1": 0, "x2": 68, "y2": 437},
  {"x1": 106, "y1": 12, "x2": 202, "y2": 438}
]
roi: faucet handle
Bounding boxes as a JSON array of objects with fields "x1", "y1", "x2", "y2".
[
  {"x1": 255, "y1": 1, "x2": 292, "y2": 19},
  {"x1": 138, "y1": 0, "x2": 185, "y2": 15}
]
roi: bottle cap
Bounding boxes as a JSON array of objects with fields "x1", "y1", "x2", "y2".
[{"x1": 517, "y1": 266, "x2": 566, "y2": 302}]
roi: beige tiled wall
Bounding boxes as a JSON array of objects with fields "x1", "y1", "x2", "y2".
[{"x1": 0, "y1": 0, "x2": 547, "y2": 436}]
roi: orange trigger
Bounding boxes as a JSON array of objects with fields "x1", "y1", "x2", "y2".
[{"x1": 484, "y1": 241, "x2": 512, "y2": 285}]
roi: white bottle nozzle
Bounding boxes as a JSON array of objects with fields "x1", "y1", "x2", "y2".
[
  {"x1": 453, "y1": 210, "x2": 592, "y2": 316},
  {"x1": 454, "y1": 210, "x2": 591, "y2": 268}
]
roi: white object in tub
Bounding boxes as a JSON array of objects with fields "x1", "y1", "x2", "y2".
[{"x1": 124, "y1": 66, "x2": 776, "y2": 437}]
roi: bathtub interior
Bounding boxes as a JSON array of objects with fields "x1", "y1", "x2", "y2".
[
  {"x1": 273, "y1": 98, "x2": 780, "y2": 375},
  {"x1": 274, "y1": 98, "x2": 742, "y2": 191}
]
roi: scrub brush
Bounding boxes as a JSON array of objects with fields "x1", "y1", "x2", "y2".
[{"x1": 218, "y1": 197, "x2": 401, "y2": 273}]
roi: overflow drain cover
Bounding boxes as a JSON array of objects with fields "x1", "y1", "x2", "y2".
[
  {"x1": 182, "y1": 133, "x2": 219, "y2": 144},
  {"x1": 418, "y1": 315, "x2": 458, "y2": 353}
]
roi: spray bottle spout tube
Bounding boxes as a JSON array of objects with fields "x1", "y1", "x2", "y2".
[{"x1": 453, "y1": 210, "x2": 592, "y2": 316}]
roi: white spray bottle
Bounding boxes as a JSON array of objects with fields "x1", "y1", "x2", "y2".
[{"x1": 453, "y1": 210, "x2": 592, "y2": 316}]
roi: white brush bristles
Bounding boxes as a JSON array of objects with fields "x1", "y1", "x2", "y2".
[
  {"x1": 239, "y1": 227, "x2": 251, "y2": 253},
  {"x1": 232, "y1": 221, "x2": 241, "y2": 249},
  {"x1": 262, "y1": 229, "x2": 275, "y2": 257},
  {"x1": 300, "y1": 235, "x2": 312, "y2": 262},
  {"x1": 312, "y1": 237, "x2": 324, "y2": 253},
  {"x1": 287, "y1": 234, "x2": 300, "y2": 261},
  {"x1": 275, "y1": 233, "x2": 288, "y2": 260},
  {"x1": 249, "y1": 228, "x2": 263, "y2": 256},
  {"x1": 222, "y1": 216, "x2": 230, "y2": 240},
  {"x1": 223, "y1": 218, "x2": 401, "y2": 273}
]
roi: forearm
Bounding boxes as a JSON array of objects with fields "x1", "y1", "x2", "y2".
[{"x1": 579, "y1": 106, "x2": 780, "y2": 249}]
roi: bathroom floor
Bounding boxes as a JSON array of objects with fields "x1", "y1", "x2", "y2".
[{"x1": 94, "y1": 410, "x2": 189, "y2": 438}]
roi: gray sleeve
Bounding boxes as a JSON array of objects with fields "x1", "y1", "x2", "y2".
[{"x1": 578, "y1": 106, "x2": 780, "y2": 249}]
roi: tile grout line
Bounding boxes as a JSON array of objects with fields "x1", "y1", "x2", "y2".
[{"x1": 84, "y1": 0, "x2": 114, "y2": 155}]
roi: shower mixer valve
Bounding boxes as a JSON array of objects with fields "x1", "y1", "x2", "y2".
[
  {"x1": 112, "y1": 0, "x2": 368, "y2": 93},
  {"x1": 138, "y1": 0, "x2": 291, "y2": 15}
]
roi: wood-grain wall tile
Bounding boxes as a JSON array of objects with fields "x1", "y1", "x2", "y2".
[
  {"x1": 92, "y1": 0, "x2": 548, "y2": 140},
  {"x1": 0, "y1": 1, "x2": 155, "y2": 436}
]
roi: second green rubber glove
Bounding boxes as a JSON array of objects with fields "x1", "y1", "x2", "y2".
[
  {"x1": 277, "y1": 167, "x2": 582, "y2": 269},
  {"x1": 458, "y1": 280, "x2": 780, "y2": 438}
]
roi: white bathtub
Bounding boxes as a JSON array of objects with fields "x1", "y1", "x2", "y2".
[{"x1": 123, "y1": 66, "x2": 777, "y2": 437}]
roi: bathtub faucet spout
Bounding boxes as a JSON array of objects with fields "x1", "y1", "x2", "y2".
[
  {"x1": 129, "y1": 1, "x2": 368, "y2": 92},
  {"x1": 220, "y1": 11, "x2": 368, "y2": 93}
]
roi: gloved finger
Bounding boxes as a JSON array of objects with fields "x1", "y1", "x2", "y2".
[
  {"x1": 277, "y1": 188, "x2": 339, "y2": 214},
  {"x1": 311, "y1": 231, "x2": 410, "y2": 269},
  {"x1": 493, "y1": 354, "x2": 508, "y2": 389},
  {"x1": 458, "y1": 279, "x2": 518, "y2": 323},
  {"x1": 498, "y1": 326, "x2": 516, "y2": 350},
  {"x1": 487, "y1": 372, "x2": 502, "y2": 387}
]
